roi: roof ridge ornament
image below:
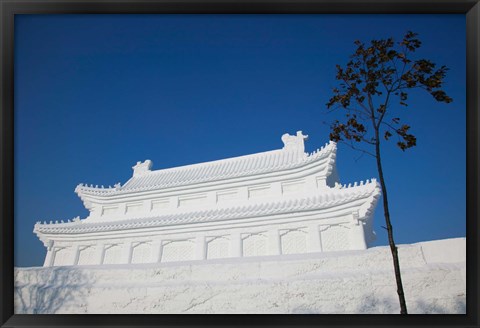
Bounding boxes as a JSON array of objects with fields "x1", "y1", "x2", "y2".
[
  {"x1": 132, "y1": 160, "x2": 153, "y2": 177},
  {"x1": 281, "y1": 131, "x2": 308, "y2": 153},
  {"x1": 75, "y1": 135, "x2": 339, "y2": 196}
]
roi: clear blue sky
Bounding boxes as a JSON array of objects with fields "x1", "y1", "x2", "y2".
[{"x1": 14, "y1": 14, "x2": 466, "y2": 267}]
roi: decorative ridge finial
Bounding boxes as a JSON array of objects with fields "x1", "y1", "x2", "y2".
[
  {"x1": 132, "y1": 160, "x2": 153, "y2": 177},
  {"x1": 281, "y1": 131, "x2": 308, "y2": 153}
]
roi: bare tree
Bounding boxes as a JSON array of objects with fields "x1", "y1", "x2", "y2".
[{"x1": 326, "y1": 31, "x2": 453, "y2": 314}]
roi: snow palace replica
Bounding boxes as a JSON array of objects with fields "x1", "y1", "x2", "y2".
[{"x1": 34, "y1": 131, "x2": 381, "y2": 267}]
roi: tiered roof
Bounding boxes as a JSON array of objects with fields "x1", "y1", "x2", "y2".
[
  {"x1": 35, "y1": 178, "x2": 380, "y2": 235},
  {"x1": 34, "y1": 131, "x2": 380, "y2": 238},
  {"x1": 74, "y1": 139, "x2": 337, "y2": 198}
]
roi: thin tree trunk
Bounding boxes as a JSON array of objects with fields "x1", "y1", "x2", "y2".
[{"x1": 375, "y1": 134, "x2": 408, "y2": 314}]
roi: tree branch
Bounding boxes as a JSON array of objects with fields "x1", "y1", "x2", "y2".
[
  {"x1": 338, "y1": 139, "x2": 376, "y2": 158},
  {"x1": 340, "y1": 75, "x2": 371, "y2": 115}
]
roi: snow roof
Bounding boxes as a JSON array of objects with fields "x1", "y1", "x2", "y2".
[
  {"x1": 75, "y1": 132, "x2": 337, "y2": 197},
  {"x1": 35, "y1": 178, "x2": 380, "y2": 235}
]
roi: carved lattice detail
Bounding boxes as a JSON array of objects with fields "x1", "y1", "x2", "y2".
[
  {"x1": 161, "y1": 240, "x2": 195, "y2": 262},
  {"x1": 207, "y1": 236, "x2": 230, "y2": 259},
  {"x1": 131, "y1": 242, "x2": 154, "y2": 264},
  {"x1": 321, "y1": 225, "x2": 350, "y2": 252},
  {"x1": 103, "y1": 244, "x2": 122, "y2": 265},
  {"x1": 53, "y1": 247, "x2": 71, "y2": 266},
  {"x1": 280, "y1": 229, "x2": 307, "y2": 255},
  {"x1": 77, "y1": 246, "x2": 96, "y2": 265},
  {"x1": 242, "y1": 233, "x2": 267, "y2": 257}
]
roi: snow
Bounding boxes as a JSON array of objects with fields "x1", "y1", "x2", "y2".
[{"x1": 14, "y1": 237, "x2": 466, "y2": 314}]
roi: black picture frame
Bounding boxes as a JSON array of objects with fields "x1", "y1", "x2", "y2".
[{"x1": 1, "y1": 1, "x2": 478, "y2": 327}]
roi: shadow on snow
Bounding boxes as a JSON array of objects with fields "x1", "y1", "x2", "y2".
[{"x1": 15, "y1": 266, "x2": 94, "y2": 314}]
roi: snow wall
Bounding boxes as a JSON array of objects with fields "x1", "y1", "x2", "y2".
[{"x1": 14, "y1": 237, "x2": 466, "y2": 314}]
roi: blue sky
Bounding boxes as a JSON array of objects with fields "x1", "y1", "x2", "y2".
[{"x1": 14, "y1": 14, "x2": 466, "y2": 267}]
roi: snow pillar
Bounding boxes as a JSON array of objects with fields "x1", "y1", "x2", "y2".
[
  {"x1": 152, "y1": 240, "x2": 162, "y2": 263},
  {"x1": 230, "y1": 232, "x2": 242, "y2": 257},
  {"x1": 195, "y1": 235, "x2": 206, "y2": 260},
  {"x1": 307, "y1": 223, "x2": 322, "y2": 252},
  {"x1": 122, "y1": 241, "x2": 133, "y2": 264},
  {"x1": 43, "y1": 241, "x2": 55, "y2": 267},
  {"x1": 95, "y1": 243, "x2": 105, "y2": 265},
  {"x1": 268, "y1": 229, "x2": 281, "y2": 255},
  {"x1": 43, "y1": 250, "x2": 54, "y2": 267},
  {"x1": 72, "y1": 245, "x2": 80, "y2": 265},
  {"x1": 350, "y1": 212, "x2": 367, "y2": 250}
]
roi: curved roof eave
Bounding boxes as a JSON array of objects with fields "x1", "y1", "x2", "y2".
[
  {"x1": 75, "y1": 141, "x2": 337, "y2": 200},
  {"x1": 35, "y1": 178, "x2": 380, "y2": 236}
]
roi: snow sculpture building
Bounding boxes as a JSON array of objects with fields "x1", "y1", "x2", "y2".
[{"x1": 34, "y1": 131, "x2": 381, "y2": 267}]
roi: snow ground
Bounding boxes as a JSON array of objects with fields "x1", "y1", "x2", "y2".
[{"x1": 14, "y1": 237, "x2": 466, "y2": 314}]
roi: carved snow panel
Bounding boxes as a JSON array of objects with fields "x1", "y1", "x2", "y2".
[
  {"x1": 321, "y1": 225, "x2": 350, "y2": 252},
  {"x1": 178, "y1": 195, "x2": 207, "y2": 207},
  {"x1": 282, "y1": 180, "x2": 305, "y2": 195},
  {"x1": 217, "y1": 190, "x2": 238, "y2": 203},
  {"x1": 242, "y1": 233, "x2": 267, "y2": 257},
  {"x1": 281, "y1": 229, "x2": 307, "y2": 255},
  {"x1": 248, "y1": 185, "x2": 270, "y2": 199},
  {"x1": 53, "y1": 247, "x2": 72, "y2": 266},
  {"x1": 102, "y1": 206, "x2": 118, "y2": 216},
  {"x1": 161, "y1": 240, "x2": 195, "y2": 262},
  {"x1": 103, "y1": 245, "x2": 122, "y2": 265},
  {"x1": 131, "y1": 242, "x2": 153, "y2": 264},
  {"x1": 207, "y1": 236, "x2": 230, "y2": 259},
  {"x1": 151, "y1": 199, "x2": 169, "y2": 211},
  {"x1": 77, "y1": 246, "x2": 96, "y2": 265},
  {"x1": 126, "y1": 203, "x2": 142, "y2": 214}
]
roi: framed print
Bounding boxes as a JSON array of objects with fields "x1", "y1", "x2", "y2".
[{"x1": 1, "y1": 1, "x2": 478, "y2": 327}]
